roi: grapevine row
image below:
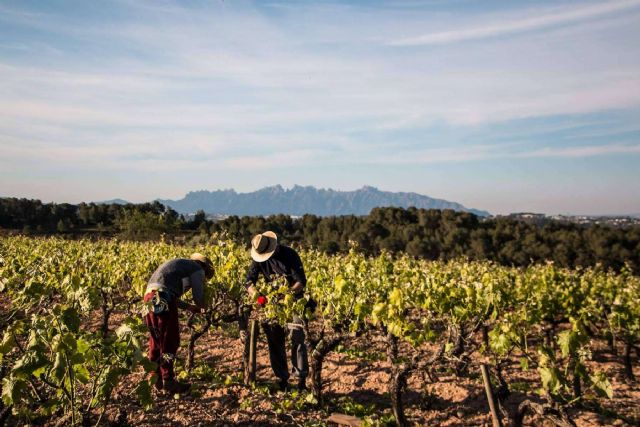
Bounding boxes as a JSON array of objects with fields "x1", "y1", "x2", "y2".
[{"x1": 0, "y1": 236, "x2": 638, "y2": 426}]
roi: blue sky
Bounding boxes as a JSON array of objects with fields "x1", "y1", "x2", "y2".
[{"x1": 0, "y1": 0, "x2": 639, "y2": 215}]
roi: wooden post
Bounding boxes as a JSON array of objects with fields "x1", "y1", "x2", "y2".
[
  {"x1": 247, "y1": 319, "x2": 258, "y2": 385},
  {"x1": 480, "y1": 364, "x2": 503, "y2": 427},
  {"x1": 624, "y1": 340, "x2": 635, "y2": 380},
  {"x1": 240, "y1": 316, "x2": 250, "y2": 386}
]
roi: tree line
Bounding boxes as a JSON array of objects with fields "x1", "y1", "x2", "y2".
[
  {"x1": 1, "y1": 198, "x2": 638, "y2": 272},
  {"x1": 210, "y1": 208, "x2": 640, "y2": 272},
  {"x1": 0, "y1": 198, "x2": 187, "y2": 239}
]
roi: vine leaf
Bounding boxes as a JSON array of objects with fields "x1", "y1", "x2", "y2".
[
  {"x1": 590, "y1": 372, "x2": 613, "y2": 399},
  {"x1": 538, "y1": 366, "x2": 562, "y2": 395},
  {"x1": 2, "y1": 376, "x2": 27, "y2": 406},
  {"x1": 135, "y1": 378, "x2": 153, "y2": 411}
]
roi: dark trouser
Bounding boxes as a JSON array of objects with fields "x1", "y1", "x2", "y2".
[
  {"x1": 145, "y1": 299, "x2": 180, "y2": 380},
  {"x1": 261, "y1": 315, "x2": 308, "y2": 381}
]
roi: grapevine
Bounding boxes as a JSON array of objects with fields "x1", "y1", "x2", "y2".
[{"x1": 0, "y1": 236, "x2": 638, "y2": 426}]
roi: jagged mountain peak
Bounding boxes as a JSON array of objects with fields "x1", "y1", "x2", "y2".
[{"x1": 157, "y1": 185, "x2": 489, "y2": 217}]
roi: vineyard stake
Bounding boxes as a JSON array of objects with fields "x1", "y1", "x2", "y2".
[
  {"x1": 240, "y1": 315, "x2": 250, "y2": 385},
  {"x1": 248, "y1": 319, "x2": 258, "y2": 384},
  {"x1": 480, "y1": 364, "x2": 503, "y2": 427}
]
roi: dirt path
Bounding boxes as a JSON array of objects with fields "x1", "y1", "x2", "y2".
[{"x1": 103, "y1": 319, "x2": 639, "y2": 427}]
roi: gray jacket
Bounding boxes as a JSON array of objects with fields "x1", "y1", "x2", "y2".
[{"x1": 146, "y1": 258, "x2": 206, "y2": 309}]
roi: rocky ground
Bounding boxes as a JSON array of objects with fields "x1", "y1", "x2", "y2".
[{"x1": 101, "y1": 317, "x2": 640, "y2": 427}]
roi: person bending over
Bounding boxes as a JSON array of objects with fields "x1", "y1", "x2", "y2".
[{"x1": 143, "y1": 253, "x2": 213, "y2": 394}]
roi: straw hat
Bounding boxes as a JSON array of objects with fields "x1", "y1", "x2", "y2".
[
  {"x1": 250, "y1": 231, "x2": 278, "y2": 262},
  {"x1": 190, "y1": 252, "x2": 214, "y2": 278}
]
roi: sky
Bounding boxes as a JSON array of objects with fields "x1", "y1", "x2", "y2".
[{"x1": 0, "y1": 0, "x2": 639, "y2": 215}]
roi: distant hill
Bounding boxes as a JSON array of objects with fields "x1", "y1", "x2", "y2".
[
  {"x1": 96, "y1": 198, "x2": 130, "y2": 205},
  {"x1": 158, "y1": 185, "x2": 490, "y2": 217}
]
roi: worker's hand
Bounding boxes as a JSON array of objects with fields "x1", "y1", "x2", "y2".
[
  {"x1": 290, "y1": 282, "x2": 303, "y2": 294},
  {"x1": 247, "y1": 285, "x2": 258, "y2": 299}
]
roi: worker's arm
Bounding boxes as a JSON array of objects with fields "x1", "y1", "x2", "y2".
[
  {"x1": 177, "y1": 270, "x2": 206, "y2": 313},
  {"x1": 289, "y1": 251, "x2": 306, "y2": 295},
  {"x1": 290, "y1": 282, "x2": 304, "y2": 293},
  {"x1": 189, "y1": 269, "x2": 206, "y2": 309},
  {"x1": 245, "y1": 261, "x2": 260, "y2": 298}
]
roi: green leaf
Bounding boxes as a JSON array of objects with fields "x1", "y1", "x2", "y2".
[
  {"x1": 76, "y1": 338, "x2": 91, "y2": 355},
  {"x1": 371, "y1": 302, "x2": 386, "y2": 323},
  {"x1": 69, "y1": 352, "x2": 85, "y2": 366},
  {"x1": 96, "y1": 367, "x2": 126, "y2": 402},
  {"x1": 538, "y1": 366, "x2": 561, "y2": 395},
  {"x1": 0, "y1": 331, "x2": 16, "y2": 357},
  {"x1": 72, "y1": 275, "x2": 81, "y2": 290},
  {"x1": 305, "y1": 393, "x2": 318, "y2": 405},
  {"x1": 53, "y1": 333, "x2": 78, "y2": 353},
  {"x1": 444, "y1": 342, "x2": 454, "y2": 354},
  {"x1": 488, "y1": 327, "x2": 514, "y2": 355},
  {"x1": 224, "y1": 375, "x2": 234, "y2": 386},
  {"x1": 74, "y1": 365, "x2": 90, "y2": 384},
  {"x1": 353, "y1": 302, "x2": 363, "y2": 317},
  {"x1": 135, "y1": 378, "x2": 154, "y2": 411},
  {"x1": 387, "y1": 321, "x2": 403, "y2": 337},
  {"x1": 36, "y1": 397, "x2": 62, "y2": 417},
  {"x1": 140, "y1": 358, "x2": 158, "y2": 374},
  {"x1": 32, "y1": 365, "x2": 47, "y2": 379},
  {"x1": 557, "y1": 329, "x2": 587, "y2": 358},
  {"x1": 115, "y1": 324, "x2": 133, "y2": 338},
  {"x1": 389, "y1": 288, "x2": 403, "y2": 307},
  {"x1": 62, "y1": 333, "x2": 78, "y2": 351},
  {"x1": 53, "y1": 352, "x2": 66, "y2": 381},
  {"x1": 538, "y1": 346, "x2": 555, "y2": 366},
  {"x1": 61, "y1": 307, "x2": 80, "y2": 333},
  {"x1": 2, "y1": 376, "x2": 27, "y2": 406},
  {"x1": 13, "y1": 352, "x2": 48, "y2": 378},
  {"x1": 556, "y1": 331, "x2": 569, "y2": 358},
  {"x1": 590, "y1": 372, "x2": 613, "y2": 399}
]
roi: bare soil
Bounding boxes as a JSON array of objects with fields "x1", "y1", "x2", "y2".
[{"x1": 94, "y1": 314, "x2": 640, "y2": 427}]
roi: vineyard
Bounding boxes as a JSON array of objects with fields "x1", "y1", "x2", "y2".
[{"x1": 0, "y1": 236, "x2": 639, "y2": 426}]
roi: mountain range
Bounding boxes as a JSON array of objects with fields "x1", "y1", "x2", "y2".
[
  {"x1": 97, "y1": 198, "x2": 130, "y2": 205},
  {"x1": 156, "y1": 185, "x2": 490, "y2": 217}
]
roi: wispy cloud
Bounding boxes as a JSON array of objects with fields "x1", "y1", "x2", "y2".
[
  {"x1": 360, "y1": 141, "x2": 640, "y2": 165},
  {"x1": 388, "y1": 0, "x2": 640, "y2": 46},
  {"x1": 520, "y1": 143, "x2": 640, "y2": 158},
  {"x1": 0, "y1": 0, "x2": 639, "y2": 213}
]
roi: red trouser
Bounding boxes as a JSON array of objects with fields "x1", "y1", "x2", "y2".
[{"x1": 144, "y1": 296, "x2": 180, "y2": 380}]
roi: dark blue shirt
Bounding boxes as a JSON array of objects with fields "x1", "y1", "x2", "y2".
[{"x1": 245, "y1": 245, "x2": 306, "y2": 293}]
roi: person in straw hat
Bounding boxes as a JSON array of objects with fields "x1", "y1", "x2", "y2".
[
  {"x1": 143, "y1": 253, "x2": 214, "y2": 395},
  {"x1": 245, "y1": 231, "x2": 309, "y2": 392}
]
